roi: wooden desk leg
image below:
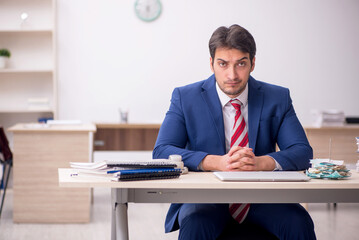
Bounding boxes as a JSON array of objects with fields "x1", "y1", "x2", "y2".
[{"x1": 111, "y1": 189, "x2": 129, "y2": 240}]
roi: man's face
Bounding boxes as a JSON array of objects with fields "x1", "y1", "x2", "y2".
[{"x1": 210, "y1": 47, "x2": 255, "y2": 98}]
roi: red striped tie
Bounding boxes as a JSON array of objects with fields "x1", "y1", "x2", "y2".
[{"x1": 229, "y1": 99, "x2": 250, "y2": 223}]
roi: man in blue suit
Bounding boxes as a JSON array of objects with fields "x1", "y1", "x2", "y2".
[{"x1": 153, "y1": 24, "x2": 316, "y2": 240}]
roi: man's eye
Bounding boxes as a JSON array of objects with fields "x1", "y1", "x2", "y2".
[
  {"x1": 219, "y1": 62, "x2": 226, "y2": 67},
  {"x1": 238, "y1": 62, "x2": 245, "y2": 67}
]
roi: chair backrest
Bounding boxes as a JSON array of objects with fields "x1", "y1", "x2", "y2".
[{"x1": 0, "y1": 126, "x2": 12, "y2": 164}]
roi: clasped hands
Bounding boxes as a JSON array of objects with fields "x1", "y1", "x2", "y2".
[
  {"x1": 224, "y1": 146, "x2": 257, "y2": 171},
  {"x1": 202, "y1": 146, "x2": 275, "y2": 171}
]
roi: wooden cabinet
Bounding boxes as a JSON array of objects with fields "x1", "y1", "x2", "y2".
[
  {"x1": 305, "y1": 125, "x2": 359, "y2": 164},
  {"x1": 0, "y1": 0, "x2": 57, "y2": 138},
  {"x1": 9, "y1": 123, "x2": 96, "y2": 223},
  {"x1": 94, "y1": 124, "x2": 359, "y2": 164},
  {"x1": 94, "y1": 123, "x2": 161, "y2": 151}
]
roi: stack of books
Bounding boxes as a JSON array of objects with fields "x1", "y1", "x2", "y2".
[
  {"x1": 70, "y1": 159, "x2": 184, "y2": 181},
  {"x1": 313, "y1": 110, "x2": 345, "y2": 127}
]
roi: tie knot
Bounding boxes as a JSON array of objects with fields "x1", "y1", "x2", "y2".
[{"x1": 230, "y1": 99, "x2": 241, "y2": 111}]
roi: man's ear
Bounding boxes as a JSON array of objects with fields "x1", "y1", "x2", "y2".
[
  {"x1": 210, "y1": 57, "x2": 214, "y2": 72},
  {"x1": 250, "y1": 57, "x2": 256, "y2": 72}
]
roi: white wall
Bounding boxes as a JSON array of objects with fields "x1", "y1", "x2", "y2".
[{"x1": 57, "y1": 0, "x2": 359, "y2": 126}]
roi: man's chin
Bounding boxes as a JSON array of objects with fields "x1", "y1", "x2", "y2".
[{"x1": 224, "y1": 89, "x2": 243, "y2": 97}]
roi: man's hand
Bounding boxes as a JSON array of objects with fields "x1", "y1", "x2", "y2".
[
  {"x1": 227, "y1": 146, "x2": 276, "y2": 171},
  {"x1": 201, "y1": 146, "x2": 276, "y2": 171},
  {"x1": 227, "y1": 146, "x2": 255, "y2": 171}
]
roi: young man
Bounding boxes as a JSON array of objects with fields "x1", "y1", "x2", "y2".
[{"x1": 153, "y1": 24, "x2": 316, "y2": 240}]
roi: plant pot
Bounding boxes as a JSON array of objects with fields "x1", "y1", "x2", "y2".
[{"x1": 0, "y1": 56, "x2": 9, "y2": 68}]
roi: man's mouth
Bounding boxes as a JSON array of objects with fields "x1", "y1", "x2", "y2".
[{"x1": 226, "y1": 81, "x2": 240, "y2": 85}]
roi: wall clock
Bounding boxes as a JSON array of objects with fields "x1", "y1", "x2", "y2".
[{"x1": 134, "y1": 0, "x2": 162, "y2": 22}]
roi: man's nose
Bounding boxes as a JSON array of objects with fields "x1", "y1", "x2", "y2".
[{"x1": 227, "y1": 66, "x2": 238, "y2": 80}]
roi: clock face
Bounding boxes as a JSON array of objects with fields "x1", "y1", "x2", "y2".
[{"x1": 134, "y1": 0, "x2": 162, "y2": 22}]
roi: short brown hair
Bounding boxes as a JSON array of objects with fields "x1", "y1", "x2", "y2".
[{"x1": 209, "y1": 24, "x2": 256, "y2": 63}]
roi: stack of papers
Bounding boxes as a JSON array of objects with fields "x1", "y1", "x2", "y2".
[
  {"x1": 306, "y1": 159, "x2": 351, "y2": 179},
  {"x1": 70, "y1": 159, "x2": 184, "y2": 181},
  {"x1": 27, "y1": 98, "x2": 50, "y2": 111},
  {"x1": 313, "y1": 110, "x2": 345, "y2": 127}
]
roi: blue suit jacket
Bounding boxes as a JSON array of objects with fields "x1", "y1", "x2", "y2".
[{"x1": 153, "y1": 75, "x2": 312, "y2": 233}]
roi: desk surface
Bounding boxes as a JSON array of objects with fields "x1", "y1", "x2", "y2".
[
  {"x1": 9, "y1": 123, "x2": 96, "y2": 132},
  {"x1": 59, "y1": 169, "x2": 359, "y2": 240},
  {"x1": 59, "y1": 169, "x2": 359, "y2": 190}
]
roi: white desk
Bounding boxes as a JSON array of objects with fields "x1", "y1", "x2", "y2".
[
  {"x1": 58, "y1": 169, "x2": 359, "y2": 240},
  {"x1": 9, "y1": 124, "x2": 96, "y2": 223}
]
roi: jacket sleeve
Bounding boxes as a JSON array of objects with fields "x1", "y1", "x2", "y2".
[
  {"x1": 267, "y1": 90, "x2": 313, "y2": 171},
  {"x1": 152, "y1": 88, "x2": 208, "y2": 171}
]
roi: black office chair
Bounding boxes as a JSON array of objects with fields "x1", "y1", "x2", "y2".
[
  {"x1": 0, "y1": 126, "x2": 13, "y2": 218},
  {"x1": 217, "y1": 218, "x2": 279, "y2": 240}
]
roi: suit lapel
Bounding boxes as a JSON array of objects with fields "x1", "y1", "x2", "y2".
[
  {"x1": 248, "y1": 77, "x2": 263, "y2": 152},
  {"x1": 201, "y1": 75, "x2": 226, "y2": 153}
]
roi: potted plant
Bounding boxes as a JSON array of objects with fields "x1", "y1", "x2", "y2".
[{"x1": 0, "y1": 48, "x2": 11, "y2": 69}]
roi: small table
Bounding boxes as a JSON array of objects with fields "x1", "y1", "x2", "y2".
[
  {"x1": 9, "y1": 123, "x2": 96, "y2": 223},
  {"x1": 58, "y1": 169, "x2": 359, "y2": 240}
]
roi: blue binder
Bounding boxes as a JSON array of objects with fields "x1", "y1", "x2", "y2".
[{"x1": 112, "y1": 168, "x2": 182, "y2": 181}]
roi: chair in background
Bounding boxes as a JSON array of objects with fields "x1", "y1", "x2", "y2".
[
  {"x1": 0, "y1": 126, "x2": 13, "y2": 218},
  {"x1": 217, "y1": 218, "x2": 278, "y2": 240}
]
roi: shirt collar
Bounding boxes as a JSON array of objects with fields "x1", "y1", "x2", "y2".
[{"x1": 216, "y1": 81, "x2": 249, "y2": 108}]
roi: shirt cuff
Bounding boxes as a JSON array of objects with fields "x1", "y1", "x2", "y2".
[
  {"x1": 266, "y1": 155, "x2": 282, "y2": 171},
  {"x1": 197, "y1": 161, "x2": 204, "y2": 171}
]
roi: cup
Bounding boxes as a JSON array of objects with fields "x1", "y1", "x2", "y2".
[{"x1": 119, "y1": 108, "x2": 129, "y2": 123}]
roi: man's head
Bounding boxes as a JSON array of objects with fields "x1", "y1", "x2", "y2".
[
  {"x1": 209, "y1": 24, "x2": 256, "y2": 65},
  {"x1": 209, "y1": 25, "x2": 256, "y2": 98}
]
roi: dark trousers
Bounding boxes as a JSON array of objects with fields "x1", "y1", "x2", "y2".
[{"x1": 176, "y1": 203, "x2": 316, "y2": 240}]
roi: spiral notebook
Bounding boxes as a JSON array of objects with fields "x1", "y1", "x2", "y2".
[{"x1": 111, "y1": 168, "x2": 182, "y2": 181}]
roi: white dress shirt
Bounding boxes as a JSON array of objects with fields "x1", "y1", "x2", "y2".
[
  {"x1": 215, "y1": 82, "x2": 282, "y2": 170},
  {"x1": 216, "y1": 82, "x2": 249, "y2": 153}
]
